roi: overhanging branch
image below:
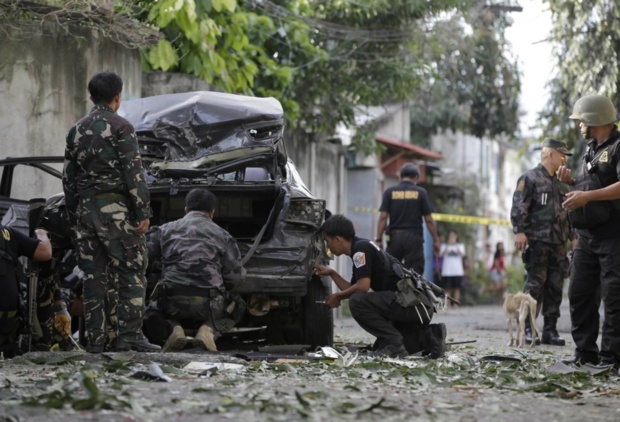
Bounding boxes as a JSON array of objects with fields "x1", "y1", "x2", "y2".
[{"x1": 0, "y1": 0, "x2": 160, "y2": 49}]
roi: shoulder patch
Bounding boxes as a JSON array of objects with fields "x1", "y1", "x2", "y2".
[
  {"x1": 352, "y1": 252, "x2": 366, "y2": 268},
  {"x1": 516, "y1": 180, "x2": 525, "y2": 192}
]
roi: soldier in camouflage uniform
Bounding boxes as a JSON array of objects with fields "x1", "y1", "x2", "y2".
[
  {"x1": 145, "y1": 188, "x2": 246, "y2": 352},
  {"x1": 62, "y1": 71, "x2": 160, "y2": 353},
  {"x1": 511, "y1": 138, "x2": 573, "y2": 346}
]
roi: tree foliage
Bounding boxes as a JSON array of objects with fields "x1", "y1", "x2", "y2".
[
  {"x1": 540, "y1": 0, "x2": 620, "y2": 155},
  {"x1": 137, "y1": 0, "x2": 484, "y2": 152},
  {"x1": 409, "y1": 7, "x2": 521, "y2": 146},
  {"x1": 3, "y1": 0, "x2": 521, "y2": 151}
]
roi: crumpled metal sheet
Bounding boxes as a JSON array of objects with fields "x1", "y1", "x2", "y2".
[{"x1": 119, "y1": 91, "x2": 284, "y2": 161}]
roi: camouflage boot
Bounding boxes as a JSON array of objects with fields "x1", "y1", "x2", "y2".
[
  {"x1": 163, "y1": 325, "x2": 187, "y2": 353},
  {"x1": 193, "y1": 324, "x2": 217, "y2": 351}
]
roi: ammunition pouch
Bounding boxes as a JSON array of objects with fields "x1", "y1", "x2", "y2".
[{"x1": 394, "y1": 275, "x2": 431, "y2": 309}]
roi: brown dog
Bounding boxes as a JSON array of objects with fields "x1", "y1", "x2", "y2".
[{"x1": 503, "y1": 292, "x2": 538, "y2": 347}]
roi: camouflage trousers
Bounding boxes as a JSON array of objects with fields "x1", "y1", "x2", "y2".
[
  {"x1": 523, "y1": 241, "x2": 568, "y2": 320},
  {"x1": 75, "y1": 197, "x2": 147, "y2": 348},
  {"x1": 166, "y1": 292, "x2": 244, "y2": 335},
  {"x1": 33, "y1": 270, "x2": 56, "y2": 351},
  {"x1": 143, "y1": 284, "x2": 246, "y2": 345},
  {"x1": 34, "y1": 270, "x2": 78, "y2": 351}
]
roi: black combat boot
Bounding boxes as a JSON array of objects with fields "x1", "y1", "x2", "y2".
[
  {"x1": 561, "y1": 352, "x2": 598, "y2": 366},
  {"x1": 424, "y1": 323, "x2": 447, "y2": 359},
  {"x1": 524, "y1": 319, "x2": 541, "y2": 345},
  {"x1": 541, "y1": 317, "x2": 565, "y2": 346},
  {"x1": 116, "y1": 334, "x2": 162, "y2": 352}
]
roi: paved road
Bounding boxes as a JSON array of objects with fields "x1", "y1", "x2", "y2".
[{"x1": 334, "y1": 300, "x2": 578, "y2": 359}]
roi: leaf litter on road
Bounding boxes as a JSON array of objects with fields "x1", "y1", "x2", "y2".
[{"x1": 0, "y1": 343, "x2": 619, "y2": 420}]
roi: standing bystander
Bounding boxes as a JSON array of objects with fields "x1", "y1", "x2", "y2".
[
  {"x1": 375, "y1": 163, "x2": 440, "y2": 275},
  {"x1": 511, "y1": 138, "x2": 573, "y2": 346},
  {"x1": 487, "y1": 242, "x2": 507, "y2": 302},
  {"x1": 63, "y1": 71, "x2": 160, "y2": 353},
  {"x1": 558, "y1": 94, "x2": 620, "y2": 368},
  {"x1": 439, "y1": 230, "x2": 465, "y2": 307}
]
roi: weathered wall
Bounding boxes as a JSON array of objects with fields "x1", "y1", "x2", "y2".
[
  {"x1": 430, "y1": 131, "x2": 525, "y2": 259},
  {"x1": 286, "y1": 131, "x2": 346, "y2": 216},
  {"x1": 142, "y1": 71, "x2": 215, "y2": 97},
  {"x1": 0, "y1": 24, "x2": 142, "y2": 200}
]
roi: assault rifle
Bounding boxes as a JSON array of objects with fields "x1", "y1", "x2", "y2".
[{"x1": 27, "y1": 198, "x2": 46, "y2": 351}]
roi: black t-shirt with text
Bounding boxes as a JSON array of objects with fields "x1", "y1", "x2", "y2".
[{"x1": 379, "y1": 181, "x2": 433, "y2": 235}]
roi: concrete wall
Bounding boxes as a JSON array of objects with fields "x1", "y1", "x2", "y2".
[
  {"x1": 0, "y1": 24, "x2": 142, "y2": 201},
  {"x1": 142, "y1": 71, "x2": 215, "y2": 97},
  {"x1": 430, "y1": 131, "x2": 526, "y2": 260},
  {"x1": 374, "y1": 103, "x2": 410, "y2": 143},
  {"x1": 347, "y1": 168, "x2": 383, "y2": 239}
]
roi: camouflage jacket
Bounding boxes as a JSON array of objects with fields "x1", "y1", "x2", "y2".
[
  {"x1": 147, "y1": 211, "x2": 245, "y2": 291},
  {"x1": 63, "y1": 105, "x2": 152, "y2": 225},
  {"x1": 511, "y1": 163, "x2": 571, "y2": 245}
]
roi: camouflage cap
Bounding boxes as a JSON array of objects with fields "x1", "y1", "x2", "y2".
[{"x1": 542, "y1": 138, "x2": 572, "y2": 156}]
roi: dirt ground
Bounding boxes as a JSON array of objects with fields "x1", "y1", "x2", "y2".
[{"x1": 1, "y1": 303, "x2": 619, "y2": 422}]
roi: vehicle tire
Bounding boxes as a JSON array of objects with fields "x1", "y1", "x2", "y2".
[{"x1": 302, "y1": 276, "x2": 333, "y2": 348}]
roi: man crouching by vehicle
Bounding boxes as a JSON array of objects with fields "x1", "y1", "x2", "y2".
[{"x1": 314, "y1": 214, "x2": 446, "y2": 358}]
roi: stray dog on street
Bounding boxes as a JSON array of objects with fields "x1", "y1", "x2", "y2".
[{"x1": 503, "y1": 292, "x2": 538, "y2": 348}]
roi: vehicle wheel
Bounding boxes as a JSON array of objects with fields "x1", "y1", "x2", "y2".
[{"x1": 302, "y1": 276, "x2": 333, "y2": 348}]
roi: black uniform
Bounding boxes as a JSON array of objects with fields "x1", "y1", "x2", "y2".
[
  {"x1": 347, "y1": 236, "x2": 432, "y2": 352},
  {"x1": 569, "y1": 128, "x2": 620, "y2": 366},
  {"x1": 379, "y1": 181, "x2": 433, "y2": 274},
  {"x1": 0, "y1": 225, "x2": 41, "y2": 357}
]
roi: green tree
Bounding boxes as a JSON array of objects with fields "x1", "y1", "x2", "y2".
[
  {"x1": 2, "y1": 0, "x2": 520, "y2": 151},
  {"x1": 409, "y1": 7, "x2": 521, "y2": 146},
  {"x1": 135, "y1": 0, "x2": 484, "y2": 151},
  {"x1": 540, "y1": 0, "x2": 620, "y2": 157}
]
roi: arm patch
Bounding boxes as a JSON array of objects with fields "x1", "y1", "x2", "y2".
[{"x1": 353, "y1": 252, "x2": 366, "y2": 268}]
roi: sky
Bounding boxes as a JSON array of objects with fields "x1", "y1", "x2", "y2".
[{"x1": 504, "y1": 0, "x2": 554, "y2": 137}]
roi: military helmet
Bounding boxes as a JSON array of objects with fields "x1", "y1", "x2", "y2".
[{"x1": 569, "y1": 94, "x2": 617, "y2": 126}]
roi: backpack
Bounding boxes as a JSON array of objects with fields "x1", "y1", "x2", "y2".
[{"x1": 375, "y1": 246, "x2": 447, "y2": 312}]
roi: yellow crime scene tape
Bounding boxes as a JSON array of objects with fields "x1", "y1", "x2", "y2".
[{"x1": 350, "y1": 207, "x2": 511, "y2": 226}]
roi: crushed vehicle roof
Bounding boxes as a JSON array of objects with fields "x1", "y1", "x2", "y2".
[{"x1": 119, "y1": 91, "x2": 285, "y2": 162}]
